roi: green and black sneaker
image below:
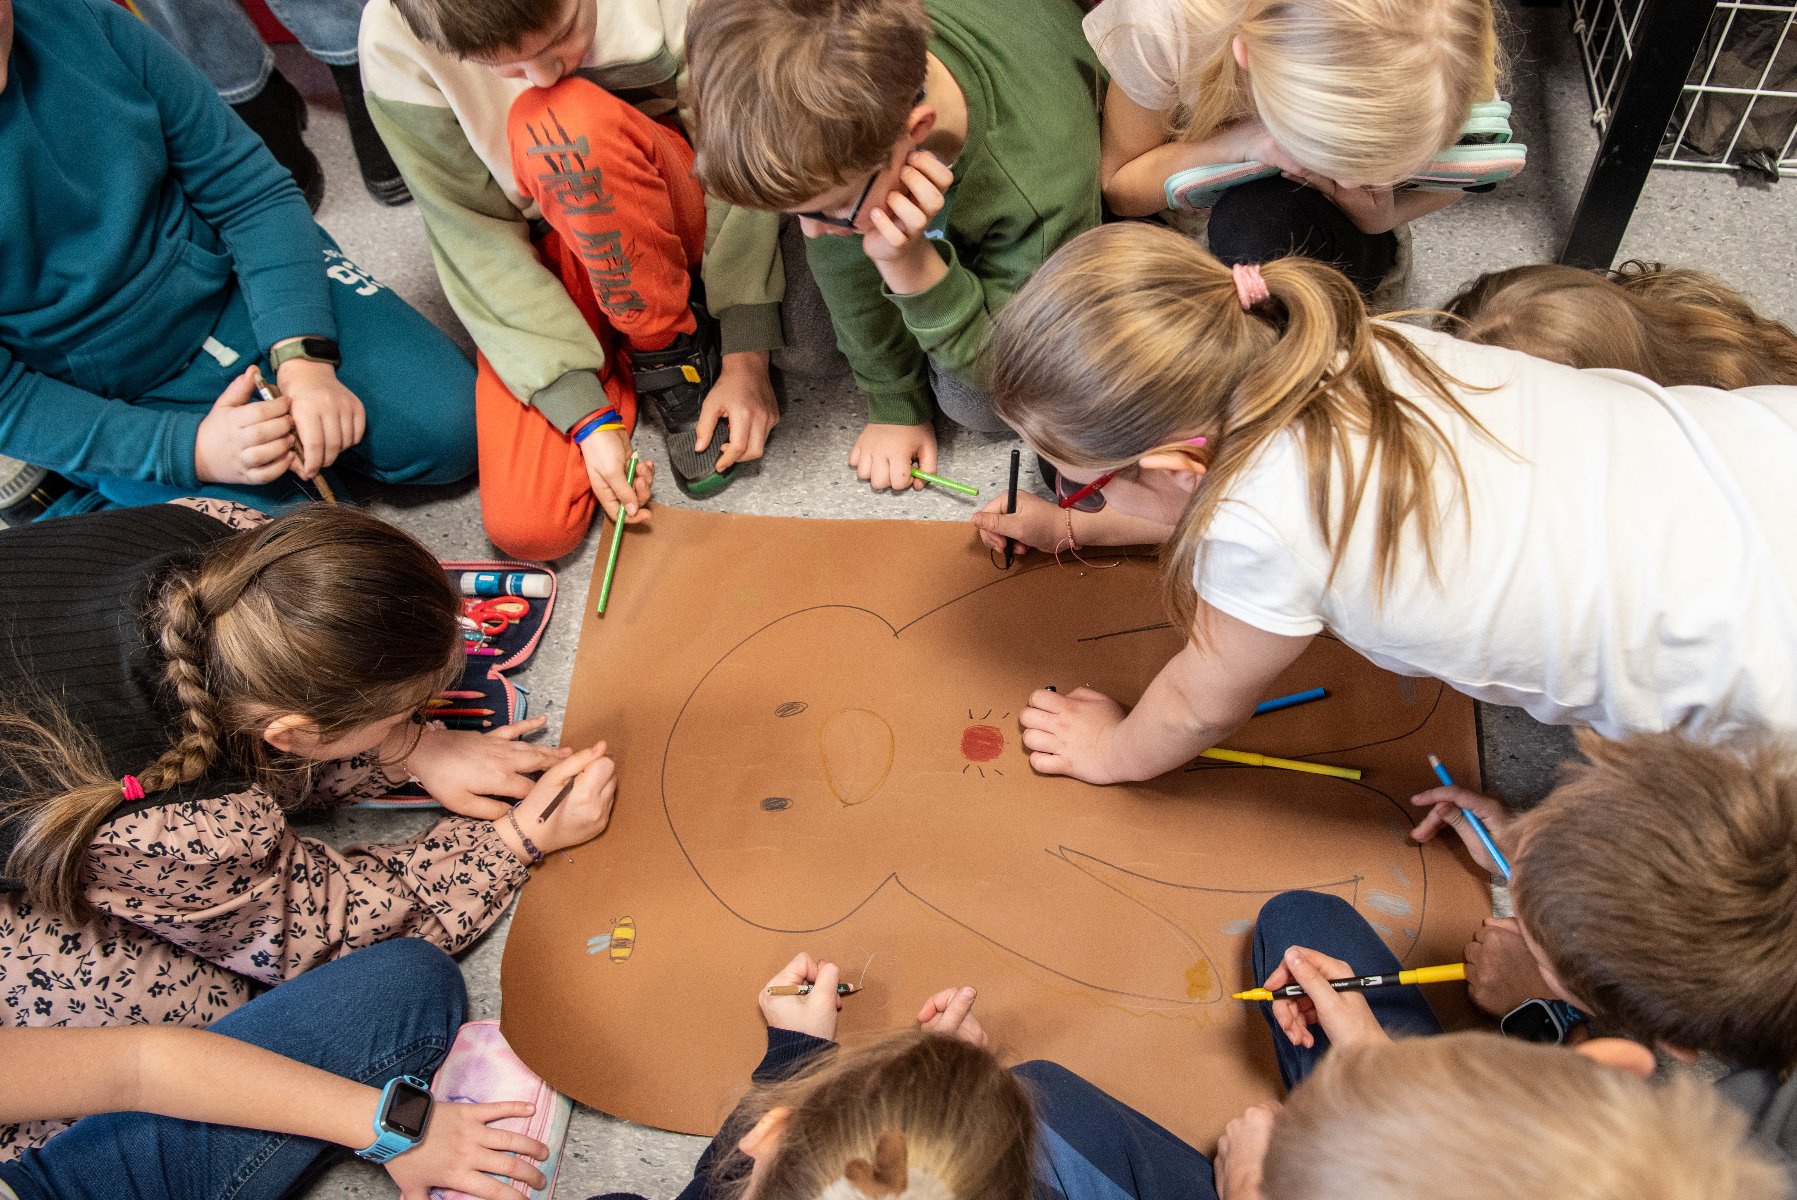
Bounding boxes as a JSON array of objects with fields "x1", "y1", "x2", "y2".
[{"x1": 628, "y1": 309, "x2": 732, "y2": 498}]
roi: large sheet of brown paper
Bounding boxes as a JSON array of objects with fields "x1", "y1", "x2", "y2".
[{"x1": 502, "y1": 507, "x2": 1489, "y2": 1148}]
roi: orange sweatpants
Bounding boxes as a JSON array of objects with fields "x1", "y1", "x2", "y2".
[{"x1": 477, "y1": 78, "x2": 707, "y2": 562}]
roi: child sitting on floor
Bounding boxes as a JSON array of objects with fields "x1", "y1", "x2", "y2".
[
  {"x1": 1412, "y1": 730, "x2": 1797, "y2": 1187},
  {"x1": 0, "y1": 501, "x2": 616, "y2": 1156},
  {"x1": 969, "y1": 223, "x2": 1797, "y2": 784},
  {"x1": 684, "y1": 0, "x2": 1103, "y2": 494}
]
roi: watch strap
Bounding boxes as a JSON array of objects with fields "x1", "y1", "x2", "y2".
[
  {"x1": 355, "y1": 1075, "x2": 432, "y2": 1163},
  {"x1": 268, "y1": 337, "x2": 342, "y2": 372}
]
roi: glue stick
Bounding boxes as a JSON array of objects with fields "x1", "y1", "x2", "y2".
[{"x1": 459, "y1": 571, "x2": 550, "y2": 599}]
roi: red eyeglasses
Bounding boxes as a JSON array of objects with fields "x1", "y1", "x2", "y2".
[{"x1": 1055, "y1": 436, "x2": 1208, "y2": 513}]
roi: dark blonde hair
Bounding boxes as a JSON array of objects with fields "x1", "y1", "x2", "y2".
[
  {"x1": 1265, "y1": 1033, "x2": 1788, "y2": 1200},
  {"x1": 1442, "y1": 261, "x2": 1797, "y2": 388},
  {"x1": 0, "y1": 506, "x2": 461, "y2": 922},
  {"x1": 1146, "y1": 0, "x2": 1499, "y2": 185},
  {"x1": 391, "y1": 0, "x2": 562, "y2": 57},
  {"x1": 719, "y1": 1032, "x2": 1035, "y2": 1200},
  {"x1": 688, "y1": 0, "x2": 931, "y2": 209},
  {"x1": 990, "y1": 222, "x2": 1492, "y2": 636},
  {"x1": 1513, "y1": 730, "x2": 1797, "y2": 1071}
]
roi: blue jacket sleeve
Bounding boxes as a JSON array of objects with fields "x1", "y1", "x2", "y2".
[
  {"x1": 672, "y1": 1029, "x2": 835, "y2": 1200},
  {"x1": 0, "y1": 346, "x2": 207, "y2": 488},
  {"x1": 99, "y1": 0, "x2": 335, "y2": 351}
]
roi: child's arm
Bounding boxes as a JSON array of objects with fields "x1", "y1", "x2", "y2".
[
  {"x1": 973, "y1": 492, "x2": 1175, "y2": 555},
  {"x1": 0, "y1": 1026, "x2": 547, "y2": 1199},
  {"x1": 1100, "y1": 84, "x2": 1282, "y2": 218},
  {"x1": 1019, "y1": 602, "x2": 1311, "y2": 784}
]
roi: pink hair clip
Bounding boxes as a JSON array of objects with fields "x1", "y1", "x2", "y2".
[
  {"x1": 1231, "y1": 263, "x2": 1270, "y2": 310},
  {"x1": 120, "y1": 775, "x2": 145, "y2": 802}
]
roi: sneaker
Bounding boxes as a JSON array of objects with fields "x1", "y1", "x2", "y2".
[
  {"x1": 330, "y1": 64, "x2": 412, "y2": 207},
  {"x1": 231, "y1": 69, "x2": 324, "y2": 213},
  {"x1": 0, "y1": 456, "x2": 86, "y2": 525},
  {"x1": 627, "y1": 310, "x2": 733, "y2": 498},
  {"x1": 1368, "y1": 223, "x2": 1414, "y2": 315}
]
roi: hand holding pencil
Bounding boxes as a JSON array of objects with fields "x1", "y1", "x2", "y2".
[
  {"x1": 1409, "y1": 779, "x2": 1515, "y2": 878},
  {"x1": 759, "y1": 953, "x2": 844, "y2": 1041}
]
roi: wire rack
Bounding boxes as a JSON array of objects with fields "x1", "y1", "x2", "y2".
[{"x1": 1570, "y1": 0, "x2": 1797, "y2": 177}]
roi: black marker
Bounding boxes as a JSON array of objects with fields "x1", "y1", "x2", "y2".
[{"x1": 1002, "y1": 446, "x2": 1021, "y2": 569}]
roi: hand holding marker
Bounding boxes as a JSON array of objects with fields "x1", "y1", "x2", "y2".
[{"x1": 1427, "y1": 754, "x2": 1512, "y2": 880}]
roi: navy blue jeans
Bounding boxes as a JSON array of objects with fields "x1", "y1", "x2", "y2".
[
  {"x1": 1251, "y1": 890, "x2": 1443, "y2": 1088},
  {"x1": 0, "y1": 939, "x2": 466, "y2": 1200}
]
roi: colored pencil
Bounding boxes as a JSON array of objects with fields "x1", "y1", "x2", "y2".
[
  {"x1": 1428, "y1": 754, "x2": 1512, "y2": 880},
  {"x1": 466, "y1": 646, "x2": 501, "y2": 657},
  {"x1": 438, "y1": 718, "x2": 493, "y2": 730},
  {"x1": 538, "y1": 778, "x2": 575, "y2": 822},
  {"x1": 437, "y1": 690, "x2": 486, "y2": 700},
  {"x1": 1199, "y1": 747, "x2": 1361, "y2": 780},
  {"x1": 1002, "y1": 447, "x2": 1021, "y2": 569},
  {"x1": 596, "y1": 453, "x2": 639, "y2": 616},
  {"x1": 428, "y1": 708, "x2": 494, "y2": 718},
  {"x1": 1234, "y1": 962, "x2": 1466, "y2": 1002},
  {"x1": 910, "y1": 468, "x2": 979, "y2": 496},
  {"x1": 252, "y1": 368, "x2": 336, "y2": 506},
  {"x1": 765, "y1": 982, "x2": 862, "y2": 997},
  {"x1": 1254, "y1": 687, "x2": 1327, "y2": 715}
]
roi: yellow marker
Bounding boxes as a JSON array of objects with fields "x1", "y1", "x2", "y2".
[
  {"x1": 1199, "y1": 747, "x2": 1361, "y2": 780},
  {"x1": 1234, "y1": 962, "x2": 1466, "y2": 1002}
]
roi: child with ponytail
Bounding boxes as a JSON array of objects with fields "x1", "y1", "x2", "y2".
[
  {"x1": 972, "y1": 223, "x2": 1797, "y2": 785},
  {"x1": 1441, "y1": 260, "x2": 1797, "y2": 388},
  {"x1": 1085, "y1": 0, "x2": 1504, "y2": 296},
  {"x1": 0, "y1": 500, "x2": 617, "y2": 1155}
]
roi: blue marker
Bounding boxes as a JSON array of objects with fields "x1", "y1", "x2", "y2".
[
  {"x1": 1428, "y1": 753, "x2": 1512, "y2": 880},
  {"x1": 1254, "y1": 687, "x2": 1327, "y2": 715}
]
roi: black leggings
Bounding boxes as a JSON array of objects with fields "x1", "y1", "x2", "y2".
[{"x1": 1207, "y1": 177, "x2": 1398, "y2": 297}]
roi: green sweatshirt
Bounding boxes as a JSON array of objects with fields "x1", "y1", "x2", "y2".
[
  {"x1": 358, "y1": 0, "x2": 783, "y2": 433},
  {"x1": 803, "y1": 0, "x2": 1102, "y2": 426}
]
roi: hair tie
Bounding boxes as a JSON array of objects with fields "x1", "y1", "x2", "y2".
[
  {"x1": 1231, "y1": 263, "x2": 1270, "y2": 311},
  {"x1": 120, "y1": 775, "x2": 146, "y2": 802}
]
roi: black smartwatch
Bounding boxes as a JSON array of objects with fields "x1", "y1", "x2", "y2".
[
  {"x1": 1500, "y1": 997, "x2": 1588, "y2": 1044},
  {"x1": 268, "y1": 336, "x2": 342, "y2": 372}
]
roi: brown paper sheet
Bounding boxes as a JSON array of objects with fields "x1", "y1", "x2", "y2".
[{"x1": 501, "y1": 507, "x2": 1489, "y2": 1148}]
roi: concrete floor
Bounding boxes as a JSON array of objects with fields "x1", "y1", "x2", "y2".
[{"x1": 271, "y1": 2, "x2": 1797, "y2": 1194}]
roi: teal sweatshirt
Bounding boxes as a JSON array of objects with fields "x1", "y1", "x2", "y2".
[
  {"x1": 803, "y1": 0, "x2": 1103, "y2": 426},
  {"x1": 0, "y1": 0, "x2": 335, "y2": 487}
]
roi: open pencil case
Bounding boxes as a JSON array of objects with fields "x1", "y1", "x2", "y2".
[
  {"x1": 428, "y1": 1020, "x2": 573, "y2": 1200},
  {"x1": 1163, "y1": 100, "x2": 1528, "y2": 210},
  {"x1": 357, "y1": 559, "x2": 558, "y2": 809}
]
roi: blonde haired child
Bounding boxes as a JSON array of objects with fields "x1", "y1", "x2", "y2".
[
  {"x1": 1443, "y1": 261, "x2": 1797, "y2": 388},
  {"x1": 1086, "y1": 0, "x2": 1501, "y2": 295},
  {"x1": 971, "y1": 223, "x2": 1797, "y2": 784}
]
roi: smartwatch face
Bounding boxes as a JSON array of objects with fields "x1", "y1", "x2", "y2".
[
  {"x1": 1500, "y1": 999, "x2": 1563, "y2": 1044},
  {"x1": 383, "y1": 1080, "x2": 433, "y2": 1139}
]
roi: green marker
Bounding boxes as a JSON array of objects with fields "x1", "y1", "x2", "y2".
[
  {"x1": 911, "y1": 468, "x2": 979, "y2": 496},
  {"x1": 596, "y1": 453, "x2": 639, "y2": 616}
]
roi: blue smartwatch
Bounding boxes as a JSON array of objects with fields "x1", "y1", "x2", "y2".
[{"x1": 356, "y1": 1075, "x2": 434, "y2": 1163}]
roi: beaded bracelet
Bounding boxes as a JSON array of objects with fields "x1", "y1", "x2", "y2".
[
  {"x1": 506, "y1": 810, "x2": 544, "y2": 867},
  {"x1": 570, "y1": 409, "x2": 624, "y2": 444}
]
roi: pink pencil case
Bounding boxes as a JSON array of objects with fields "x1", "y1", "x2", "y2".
[{"x1": 428, "y1": 1020, "x2": 573, "y2": 1200}]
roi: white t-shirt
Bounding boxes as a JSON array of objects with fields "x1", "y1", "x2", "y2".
[
  {"x1": 1197, "y1": 325, "x2": 1797, "y2": 741},
  {"x1": 1084, "y1": 0, "x2": 1191, "y2": 113}
]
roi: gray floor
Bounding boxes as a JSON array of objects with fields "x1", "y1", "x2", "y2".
[{"x1": 281, "y1": 3, "x2": 1797, "y2": 1194}]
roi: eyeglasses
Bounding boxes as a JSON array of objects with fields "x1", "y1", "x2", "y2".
[
  {"x1": 793, "y1": 169, "x2": 881, "y2": 231},
  {"x1": 1054, "y1": 436, "x2": 1209, "y2": 514}
]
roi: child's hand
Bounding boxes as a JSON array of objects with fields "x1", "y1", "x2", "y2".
[
  {"x1": 758, "y1": 953, "x2": 843, "y2": 1041},
  {"x1": 849, "y1": 421, "x2": 937, "y2": 493},
  {"x1": 277, "y1": 358, "x2": 366, "y2": 478},
  {"x1": 697, "y1": 351, "x2": 781, "y2": 471},
  {"x1": 404, "y1": 717, "x2": 573, "y2": 820},
  {"x1": 862, "y1": 151, "x2": 955, "y2": 295},
  {"x1": 193, "y1": 368, "x2": 297, "y2": 485},
  {"x1": 579, "y1": 426, "x2": 655, "y2": 523},
  {"x1": 1409, "y1": 785, "x2": 1513, "y2": 876},
  {"x1": 1262, "y1": 946, "x2": 1389, "y2": 1052},
  {"x1": 1465, "y1": 917, "x2": 1553, "y2": 1018},
  {"x1": 1018, "y1": 686, "x2": 1128, "y2": 783},
  {"x1": 504, "y1": 742, "x2": 618, "y2": 857},
  {"x1": 971, "y1": 492, "x2": 1064, "y2": 557},
  {"x1": 384, "y1": 1098, "x2": 548, "y2": 1200},
  {"x1": 1215, "y1": 1100, "x2": 1280, "y2": 1200},
  {"x1": 916, "y1": 986, "x2": 988, "y2": 1047}
]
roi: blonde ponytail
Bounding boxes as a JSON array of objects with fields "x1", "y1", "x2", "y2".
[{"x1": 990, "y1": 222, "x2": 1490, "y2": 638}]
